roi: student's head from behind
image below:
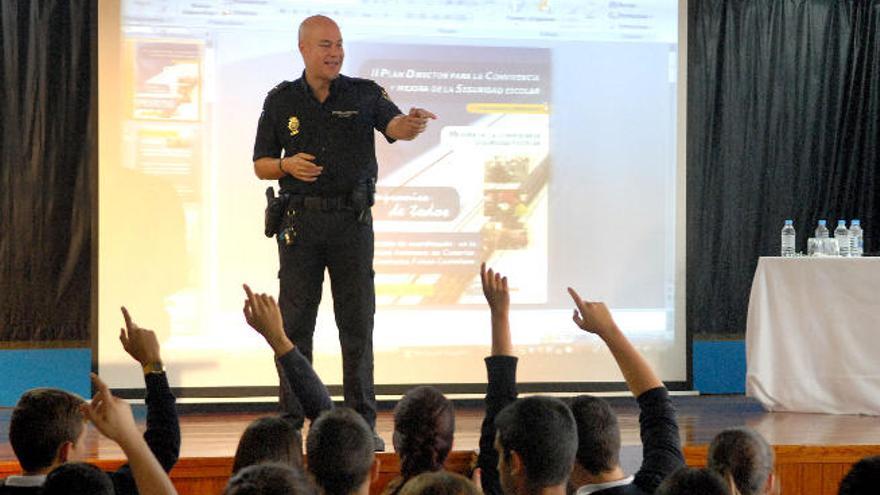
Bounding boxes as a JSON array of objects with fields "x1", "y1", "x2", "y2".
[
  {"x1": 42, "y1": 462, "x2": 114, "y2": 495},
  {"x1": 838, "y1": 455, "x2": 880, "y2": 495},
  {"x1": 569, "y1": 395, "x2": 620, "y2": 475},
  {"x1": 232, "y1": 416, "x2": 303, "y2": 474},
  {"x1": 225, "y1": 463, "x2": 315, "y2": 495},
  {"x1": 707, "y1": 427, "x2": 775, "y2": 495},
  {"x1": 306, "y1": 408, "x2": 377, "y2": 495},
  {"x1": 9, "y1": 388, "x2": 87, "y2": 473},
  {"x1": 494, "y1": 396, "x2": 578, "y2": 495},
  {"x1": 399, "y1": 471, "x2": 482, "y2": 495},
  {"x1": 393, "y1": 386, "x2": 455, "y2": 479},
  {"x1": 656, "y1": 467, "x2": 731, "y2": 495}
]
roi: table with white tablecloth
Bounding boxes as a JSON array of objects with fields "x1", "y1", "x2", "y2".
[{"x1": 746, "y1": 257, "x2": 880, "y2": 415}]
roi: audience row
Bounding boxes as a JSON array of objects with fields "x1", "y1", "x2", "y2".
[{"x1": 1, "y1": 264, "x2": 877, "y2": 495}]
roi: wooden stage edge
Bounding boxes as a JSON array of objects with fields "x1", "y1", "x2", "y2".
[{"x1": 2, "y1": 445, "x2": 880, "y2": 495}]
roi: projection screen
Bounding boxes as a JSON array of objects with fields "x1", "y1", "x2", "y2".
[{"x1": 98, "y1": 0, "x2": 688, "y2": 399}]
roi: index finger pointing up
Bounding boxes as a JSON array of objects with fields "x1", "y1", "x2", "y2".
[{"x1": 121, "y1": 306, "x2": 134, "y2": 331}]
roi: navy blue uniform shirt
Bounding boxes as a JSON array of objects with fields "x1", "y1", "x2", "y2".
[{"x1": 253, "y1": 72, "x2": 403, "y2": 196}]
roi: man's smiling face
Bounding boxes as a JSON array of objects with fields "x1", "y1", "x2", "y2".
[{"x1": 299, "y1": 17, "x2": 344, "y2": 84}]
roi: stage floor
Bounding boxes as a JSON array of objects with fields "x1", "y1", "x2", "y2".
[{"x1": 2, "y1": 394, "x2": 879, "y2": 463}]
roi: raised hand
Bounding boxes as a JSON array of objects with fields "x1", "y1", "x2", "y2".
[
  {"x1": 119, "y1": 307, "x2": 162, "y2": 367},
  {"x1": 281, "y1": 152, "x2": 323, "y2": 182},
  {"x1": 480, "y1": 262, "x2": 510, "y2": 316},
  {"x1": 243, "y1": 284, "x2": 293, "y2": 356},
  {"x1": 567, "y1": 287, "x2": 618, "y2": 338},
  {"x1": 82, "y1": 374, "x2": 179, "y2": 495},
  {"x1": 480, "y1": 262, "x2": 513, "y2": 356},
  {"x1": 568, "y1": 287, "x2": 662, "y2": 396},
  {"x1": 81, "y1": 373, "x2": 140, "y2": 446}
]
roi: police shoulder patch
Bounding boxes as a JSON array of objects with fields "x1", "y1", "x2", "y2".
[
  {"x1": 267, "y1": 81, "x2": 293, "y2": 98},
  {"x1": 379, "y1": 86, "x2": 392, "y2": 102}
]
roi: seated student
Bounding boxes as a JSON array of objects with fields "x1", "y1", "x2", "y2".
[
  {"x1": 566, "y1": 286, "x2": 684, "y2": 495},
  {"x1": 475, "y1": 264, "x2": 579, "y2": 495},
  {"x1": 399, "y1": 471, "x2": 482, "y2": 495},
  {"x1": 224, "y1": 463, "x2": 315, "y2": 495},
  {"x1": 241, "y1": 284, "x2": 457, "y2": 490},
  {"x1": 475, "y1": 264, "x2": 684, "y2": 495},
  {"x1": 707, "y1": 427, "x2": 777, "y2": 495},
  {"x1": 42, "y1": 463, "x2": 114, "y2": 495},
  {"x1": 0, "y1": 308, "x2": 179, "y2": 495},
  {"x1": 838, "y1": 455, "x2": 880, "y2": 495},
  {"x1": 305, "y1": 408, "x2": 379, "y2": 495},
  {"x1": 384, "y1": 386, "x2": 455, "y2": 495},
  {"x1": 655, "y1": 467, "x2": 730, "y2": 495},
  {"x1": 232, "y1": 416, "x2": 304, "y2": 475}
]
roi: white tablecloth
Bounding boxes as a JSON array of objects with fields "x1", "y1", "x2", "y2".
[{"x1": 746, "y1": 257, "x2": 880, "y2": 415}]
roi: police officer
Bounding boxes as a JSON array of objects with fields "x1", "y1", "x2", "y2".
[{"x1": 252, "y1": 15, "x2": 436, "y2": 450}]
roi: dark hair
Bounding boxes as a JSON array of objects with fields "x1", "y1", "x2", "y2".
[
  {"x1": 494, "y1": 396, "x2": 577, "y2": 489},
  {"x1": 225, "y1": 463, "x2": 315, "y2": 495},
  {"x1": 399, "y1": 471, "x2": 482, "y2": 495},
  {"x1": 42, "y1": 462, "x2": 114, "y2": 495},
  {"x1": 707, "y1": 427, "x2": 773, "y2": 495},
  {"x1": 393, "y1": 386, "x2": 455, "y2": 480},
  {"x1": 306, "y1": 408, "x2": 375, "y2": 495},
  {"x1": 656, "y1": 467, "x2": 731, "y2": 495},
  {"x1": 9, "y1": 388, "x2": 86, "y2": 472},
  {"x1": 569, "y1": 395, "x2": 621, "y2": 474},
  {"x1": 839, "y1": 455, "x2": 880, "y2": 495},
  {"x1": 232, "y1": 416, "x2": 303, "y2": 474}
]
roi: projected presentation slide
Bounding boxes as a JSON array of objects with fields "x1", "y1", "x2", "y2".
[{"x1": 99, "y1": 0, "x2": 684, "y2": 395}]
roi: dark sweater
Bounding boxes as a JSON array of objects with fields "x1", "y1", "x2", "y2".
[{"x1": 476, "y1": 355, "x2": 519, "y2": 495}]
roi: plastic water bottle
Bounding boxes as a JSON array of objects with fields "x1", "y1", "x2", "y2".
[
  {"x1": 780, "y1": 220, "x2": 796, "y2": 257},
  {"x1": 849, "y1": 220, "x2": 864, "y2": 257},
  {"x1": 834, "y1": 220, "x2": 849, "y2": 257},
  {"x1": 815, "y1": 219, "x2": 829, "y2": 238}
]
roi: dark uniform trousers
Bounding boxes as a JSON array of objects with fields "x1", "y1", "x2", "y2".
[{"x1": 277, "y1": 206, "x2": 377, "y2": 427}]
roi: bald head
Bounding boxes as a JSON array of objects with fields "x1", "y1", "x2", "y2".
[
  {"x1": 298, "y1": 15, "x2": 344, "y2": 84},
  {"x1": 298, "y1": 15, "x2": 340, "y2": 43}
]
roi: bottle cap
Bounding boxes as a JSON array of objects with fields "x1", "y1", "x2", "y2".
[
  {"x1": 838, "y1": 220, "x2": 846, "y2": 225},
  {"x1": 852, "y1": 219, "x2": 860, "y2": 225},
  {"x1": 784, "y1": 219, "x2": 793, "y2": 225},
  {"x1": 818, "y1": 220, "x2": 826, "y2": 226}
]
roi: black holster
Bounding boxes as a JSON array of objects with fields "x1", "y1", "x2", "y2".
[
  {"x1": 351, "y1": 178, "x2": 376, "y2": 225},
  {"x1": 264, "y1": 187, "x2": 289, "y2": 237}
]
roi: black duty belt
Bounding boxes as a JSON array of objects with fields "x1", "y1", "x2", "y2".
[{"x1": 288, "y1": 195, "x2": 353, "y2": 211}]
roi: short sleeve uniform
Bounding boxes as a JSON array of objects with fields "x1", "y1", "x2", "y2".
[{"x1": 253, "y1": 73, "x2": 402, "y2": 196}]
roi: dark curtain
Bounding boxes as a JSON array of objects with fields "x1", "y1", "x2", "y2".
[
  {"x1": 688, "y1": 0, "x2": 880, "y2": 337},
  {"x1": 0, "y1": 0, "x2": 95, "y2": 342}
]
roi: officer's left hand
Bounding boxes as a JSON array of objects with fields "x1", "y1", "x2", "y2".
[{"x1": 388, "y1": 107, "x2": 437, "y2": 140}]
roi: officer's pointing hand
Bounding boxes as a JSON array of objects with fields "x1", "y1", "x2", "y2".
[
  {"x1": 406, "y1": 107, "x2": 437, "y2": 133},
  {"x1": 408, "y1": 107, "x2": 438, "y2": 121},
  {"x1": 282, "y1": 152, "x2": 323, "y2": 182},
  {"x1": 389, "y1": 107, "x2": 437, "y2": 140}
]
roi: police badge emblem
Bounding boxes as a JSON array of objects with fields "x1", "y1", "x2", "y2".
[{"x1": 288, "y1": 116, "x2": 300, "y2": 136}]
